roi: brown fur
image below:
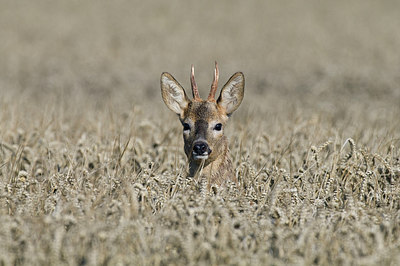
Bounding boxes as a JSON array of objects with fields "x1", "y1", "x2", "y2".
[{"x1": 161, "y1": 64, "x2": 244, "y2": 187}]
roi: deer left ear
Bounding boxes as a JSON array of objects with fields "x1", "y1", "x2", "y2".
[
  {"x1": 161, "y1": 72, "x2": 190, "y2": 117},
  {"x1": 217, "y1": 72, "x2": 245, "y2": 115}
]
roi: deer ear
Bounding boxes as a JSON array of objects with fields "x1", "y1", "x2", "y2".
[
  {"x1": 217, "y1": 72, "x2": 244, "y2": 115},
  {"x1": 161, "y1": 72, "x2": 190, "y2": 116}
]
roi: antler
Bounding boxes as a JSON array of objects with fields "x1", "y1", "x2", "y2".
[
  {"x1": 207, "y1": 61, "x2": 219, "y2": 101},
  {"x1": 191, "y1": 65, "x2": 201, "y2": 101}
]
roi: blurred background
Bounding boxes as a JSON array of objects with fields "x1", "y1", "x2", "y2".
[
  {"x1": 1, "y1": 2, "x2": 400, "y2": 264},
  {"x1": 1, "y1": 0, "x2": 399, "y2": 145}
]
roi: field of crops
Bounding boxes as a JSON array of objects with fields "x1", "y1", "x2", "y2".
[{"x1": 1, "y1": 1, "x2": 400, "y2": 265}]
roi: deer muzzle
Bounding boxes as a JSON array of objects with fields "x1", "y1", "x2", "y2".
[{"x1": 192, "y1": 140, "x2": 212, "y2": 160}]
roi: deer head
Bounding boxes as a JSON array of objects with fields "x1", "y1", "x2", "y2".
[{"x1": 160, "y1": 62, "x2": 244, "y2": 182}]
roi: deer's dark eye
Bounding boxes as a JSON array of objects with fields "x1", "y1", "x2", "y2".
[
  {"x1": 183, "y1": 123, "x2": 191, "y2": 131},
  {"x1": 214, "y1": 123, "x2": 222, "y2": 131}
]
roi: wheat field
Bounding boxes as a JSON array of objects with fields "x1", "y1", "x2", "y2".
[{"x1": 1, "y1": 1, "x2": 400, "y2": 265}]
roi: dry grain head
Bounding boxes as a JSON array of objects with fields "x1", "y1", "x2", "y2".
[{"x1": 161, "y1": 62, "x2": 244, "y2": 186}]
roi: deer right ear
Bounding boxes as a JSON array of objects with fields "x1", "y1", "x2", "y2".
[
  {"x1": 161, "y1": 72, "x2": 190, "y2": 116},
  {"x1": 217, "y1": 72, "x2": 244, "y2": 115}
]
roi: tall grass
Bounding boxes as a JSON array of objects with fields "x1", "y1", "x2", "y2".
[{"x1": 0, "y1": 0, "x2": 399, "y2": 265}]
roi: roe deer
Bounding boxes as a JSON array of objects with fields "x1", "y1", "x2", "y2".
[{"x1": 160, "y1": 62, "x2": 244, "y2": 186}]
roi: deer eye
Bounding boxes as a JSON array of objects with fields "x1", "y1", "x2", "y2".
[
  {"x1": 214, "y1": 123, "x2": 222, "y2": 131},
  {"x1": 183, "y1": 123, "x2": 191, "y2": 131}
]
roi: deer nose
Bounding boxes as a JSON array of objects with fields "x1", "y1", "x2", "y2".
[{"x1": 193, "y1": 141, "x2": 211, "y2": 155}]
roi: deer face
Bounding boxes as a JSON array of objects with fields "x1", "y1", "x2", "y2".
[
  {"x1": 161, "y1": 63, "x2": 244, "y2": 164},
  {"x1": 181, "y1": 100, "x2": 228, "y2": 161}
]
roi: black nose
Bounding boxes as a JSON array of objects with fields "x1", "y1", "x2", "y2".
[{"x1": 193, "y1": 142, "x2": 211, "y2": 155}]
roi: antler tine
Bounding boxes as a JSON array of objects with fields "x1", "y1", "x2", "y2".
[
  {"x1": 208, "y1": 61, "x2": 219, "y2": 101},
  {"x1": 191, "y1": 65, "x2": 201, "y2": 101}
]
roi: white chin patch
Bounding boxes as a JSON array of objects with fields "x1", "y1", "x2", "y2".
[{"x1": 193, "y1": 153, "x2": 209, "y2": 160}]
